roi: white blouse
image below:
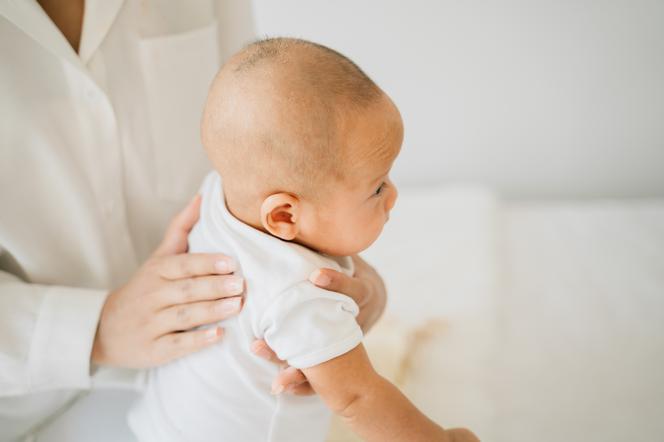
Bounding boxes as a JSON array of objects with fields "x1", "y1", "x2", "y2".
[{"x1": 0, "y1": 0, "x2": 254, "y2": 439}]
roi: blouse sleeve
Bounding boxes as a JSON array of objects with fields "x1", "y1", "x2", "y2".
[{"x1": 0, "y1": 270, "x2": 108, "y2": 395}]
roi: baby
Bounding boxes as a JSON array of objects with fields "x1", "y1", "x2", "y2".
[{"x1": 129, "y1": 38, "x2": 477, "y2": 442}]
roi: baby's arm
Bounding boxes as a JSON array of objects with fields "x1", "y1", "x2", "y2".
[{"x1": 302, "y1": 344, "x2": 479, "y2": 442}]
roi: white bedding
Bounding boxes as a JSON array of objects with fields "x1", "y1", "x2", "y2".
[
  {"x1": 489, "y1": 201, "x2": 664, "y2": 442},
  {"x1": 362, "y1": 195, "x2": 664, "y2": 442},
  {"x1": 32, "y1": 190, "x2": 664, "y2": 442}
]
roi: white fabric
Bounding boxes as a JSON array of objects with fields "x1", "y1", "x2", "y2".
[
  {"x1": 365, "y1": 193, "x2": 664, "y2": 442},
  {"x1": 0, "y1": 1, "x2": 254, "y2": 440},
  {"x1": 483, "y1": 201, "x2": 664, "y2": 442},
  {"x1": 129, "y1": 172, "x2": 362, "y2": 442}
]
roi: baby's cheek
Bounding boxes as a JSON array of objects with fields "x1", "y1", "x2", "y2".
[
  {"x1": 367, "y1": 212, "x2": 387, "y2": 240},
  {"x1": 385, "y1": 188, "x2": 398, "y2": 212}
]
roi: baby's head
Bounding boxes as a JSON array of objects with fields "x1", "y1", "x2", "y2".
[{"x1": 201, "y1": 38, "x2": 402, "y2": 256}]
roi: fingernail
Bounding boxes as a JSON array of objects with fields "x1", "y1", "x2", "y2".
[
  {"x1": 224, "y1": 276, "x2": 244, "y2": 295},
  {"x1": 271, "y1": 383, "x2": 285, "y2": 395},
  {"x1": 215, "y1": 258, "x2": 236, "y2": 273},
  {"x1": 205, "y1": 327, "x2": 221, "y2": 342},
  {"x1": 218, "y1": 297, "x2": 242, "y2": 315},
  {"x1": 310, "y1": 269, "x2": 331, "y2": 287}
]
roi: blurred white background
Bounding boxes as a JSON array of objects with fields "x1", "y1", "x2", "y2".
[{"x1": 251, "y1": 0, "x2": 664, "y2": 199}]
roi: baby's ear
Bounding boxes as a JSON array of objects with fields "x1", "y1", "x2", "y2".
[{"x1": 260, "y1": 193, "x2": 300, "y2": 240}]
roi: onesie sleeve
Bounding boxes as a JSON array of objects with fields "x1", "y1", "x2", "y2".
[{"x1": 259, "y1": 281, "x2": 363, "y2": 369}]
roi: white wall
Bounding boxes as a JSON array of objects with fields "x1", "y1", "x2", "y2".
[{"x1": 251, "y1": 0, "x2": 664, "y2": 199}]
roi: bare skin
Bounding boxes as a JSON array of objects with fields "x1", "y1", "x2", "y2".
[{"x1": 37, "y1": 0, "x2": 84, "y2": 53}]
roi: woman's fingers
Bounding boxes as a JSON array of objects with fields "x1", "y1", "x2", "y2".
[
  {"x1": 153, "y1": 326, "x2": 224, "y2": 364},
  {"x1": 310, "y1": 256, "x2": 387, "y2": 334},
  {"x1": 92, "y1": 197, "x2": 248, "y2": 368},
  {"x1": 155, "y1": 274, "x2": 243, "y2": 307},
  {"x1": 153, "y1": 194, "x2": 202, "y2": 257},
  {"x1": 285, "y1": 383, "x2": 315, "y2": 396},
  {"x1": 309, "y1": 268, "x2": 369, "y2": 307},
  {"x1": 251, "y1": 340, "x2": 315, "y2": 396},
  {"x1": 155, "y1": 296, "x2": 242, "y2": 335},
  {"x1": 272, "y1": 366, "x2": 314, "y2": 396},
  {"x1": 157, "y1": 253, "x2": 237, "y2": 280},
  {"x1": 251, "y1": 339, "x2": 283, "y2": 365}
]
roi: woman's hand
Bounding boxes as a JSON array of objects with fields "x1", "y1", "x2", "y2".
[
  {"x1": 252, "y1": 254, "x2": 387, "y2": 395},
  {"x1": 310, "y1": 255, "x2": 387, "y2": 334},
  {"x1": 91, "y1": 195, "x2": 244, "y2": 368},
  {"x1": 251, "y1": 340, "x2": 315, "y2": 396}
]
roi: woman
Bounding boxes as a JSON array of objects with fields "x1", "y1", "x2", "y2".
[{"x1": 0, "y1": 1, "x2": 387, "y2": 440}]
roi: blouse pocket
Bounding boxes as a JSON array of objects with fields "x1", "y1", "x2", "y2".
[{"x1": 139, "y1": 22, "x2": 219, "y2": 202}]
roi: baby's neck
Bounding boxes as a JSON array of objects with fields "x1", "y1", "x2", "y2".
[{"x1": 222, "y1": 188, "x2": 266, "y2": 234}]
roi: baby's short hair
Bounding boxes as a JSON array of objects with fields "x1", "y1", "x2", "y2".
[
  {"x1": 233, "y1": 38, "x2": 382, "y2": 107},
  {"x1": 201, "y1": 37, "x2": 385, "y2": 208}
]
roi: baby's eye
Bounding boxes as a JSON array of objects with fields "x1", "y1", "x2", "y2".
[{"x1": 373, "y1": 182, "x2": 386, "y2": 197}]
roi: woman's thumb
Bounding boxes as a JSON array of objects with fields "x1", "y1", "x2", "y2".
[{"x1": 153, "y1": 194, "x2": 202, "y2": 257}]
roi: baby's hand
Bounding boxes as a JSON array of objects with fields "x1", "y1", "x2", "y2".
[{"x1": 251, "y1": 340, "x2": 314, "y2": 395}]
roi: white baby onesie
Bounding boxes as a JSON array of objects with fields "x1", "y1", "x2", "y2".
[{"x1": 128, "y1": 171, "x2": 363, "y2": 442}]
